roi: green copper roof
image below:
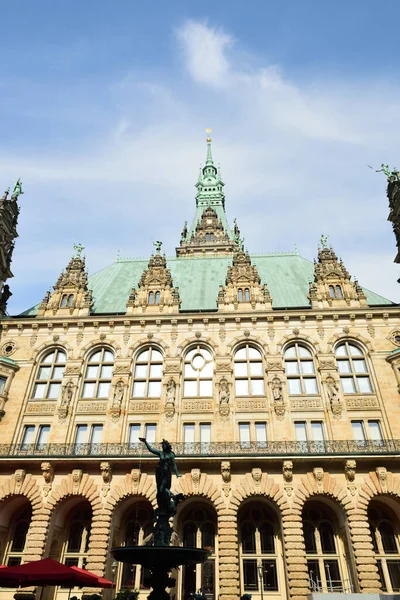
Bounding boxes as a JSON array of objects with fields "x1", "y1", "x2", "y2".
[{"x1": 20, "y1": 253, "x2": 394, "y2": 317}]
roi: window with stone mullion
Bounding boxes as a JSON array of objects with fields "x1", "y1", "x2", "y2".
[
  {"x1": 284, "y1": 344, "x2": 318, "y2": 396},
  {"x1": 240, "y1": 520, "x2": 279, "y2": 592},
  {"x1": 336, "y1": 342, "x2": 373, "y2": 394},
  {"x1": 82, "y1": 348, "x2": 114, "y2": 399},
  {"x1": 234, "y1": 345, "x2": 265, "y2": 397},
  {"x1": 370, "y1": 508, "x2": 400, "y2": 593},
  {"x1": 32, "y1": 349, "x2": 66, "y2": 400},
  {"x1": 132, "y1": 347, "x2": 163, "y2": 398}
]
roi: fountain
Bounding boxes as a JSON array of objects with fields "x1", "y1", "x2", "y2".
[{"x1": 111, "y1": 438, "x2": 210, "y2": 600}]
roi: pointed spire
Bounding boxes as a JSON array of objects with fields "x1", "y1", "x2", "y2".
[
  {"x1": 205, "y1": 128, "x2": 214, "y2": 166},
  {"x1": 1, "y1": 187, "x2": 10, "y2": 201}
]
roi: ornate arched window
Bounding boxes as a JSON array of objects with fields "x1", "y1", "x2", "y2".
[
  {"x1": 180, "y1": 505, "x2": 217, "y2": 599},
  {"x1": 284, "y1": 344, "x2": 318, "y2": 395},
  {"x1": 82, "y1": 348, "x2": 114, "y2": 399},
  {"x1": 60, "y1": 295, "x2": 68, "y2": 307},
  {"x1": 234, "y1": 345, "x2": 265, "y2": 396},
  {"x1": 132, "y1": 347, "x2": 163, "y2": 398},
  {"x1": 335, "y1": 342, "x2": 373, "y2": 394},
  {"x1": 369, "y1": 505, "x2": 400, "y2": 593},
  {"x1": 238, "y1": 288, "x2": 243, "y2": 302},
  {"x1": 118, "y1": 503, "x2": 153, "y2": 590},
  {"x1": 4, "y1": 506, "x2": 32, "y2": 565},
  {"x1": 32, "y1": 349, "x2": 67, "y2": 400},
  {"x1": 155, "y1": 291, "x2": 161, "y2": 305},
  {"x1": 62, "y1": 507, "x2": 92, "y2": 569},
  {"x1": 245, "y1": 288, "x2": 250, "y2": 301},
  {"x1": 239, "y1": 502, "x2": 282, "y2": 594},
  {"x1": 183, "y1": 346, "x2": 214, "y2": 397},
  {"x1": 67, "y1": 294, "x2": 74, "y2": 307},
  {"x1": 148, "y1": 292, "x2": 154, "y2": 304},
  {"x1": 303, "y1": 504, "x2": 351, "y2": 593}
]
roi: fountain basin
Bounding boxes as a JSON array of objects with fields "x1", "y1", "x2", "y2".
[{"x1": 111, "y1": 546, "x2": 210, "y2": 569}]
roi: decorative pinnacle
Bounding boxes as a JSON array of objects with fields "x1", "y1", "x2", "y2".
[{"x1": 73, "y1": 242, "x2": 85, "y2": 258}]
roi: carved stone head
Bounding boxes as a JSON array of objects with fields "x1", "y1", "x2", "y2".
[
  {"x1": 344, "y1": 459, "x2": 356, "y2": 483},
  {"x1": 191, "y1": 468, "x2": 201, "y2": 486},
  {"x1": 283, "y1": 460, "x2": 293, "y2": 483},
  {"x1": 313, "y1": 467, "x2": 324, "y2": 483},
  {"x1": 41, "y1": 461, "x2": 54, "y2": 484},
  {"x1": 221, "y1": 461, "x2": 231, "y2": 484},
  {"x1": 251, "y1": 468, "x2": 262, "y2": 485},
  {"x1": 100, "y1": 461, "x2": 112, "y2": 484},
  {"x1": 131, "y1": 468, "x2": 141, "y2": 487}
]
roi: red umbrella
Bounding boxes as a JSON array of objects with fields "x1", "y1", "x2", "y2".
[{"x1": 0, "y1": 558, "x2": 113, "y2": 588}]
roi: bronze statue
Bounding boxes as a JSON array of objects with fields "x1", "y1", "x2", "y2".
[{"x1": 11, "y1": 178, "x2": 23, "y2": 200}]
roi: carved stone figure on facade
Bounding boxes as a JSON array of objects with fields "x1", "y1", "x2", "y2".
[
  {"x1": 218, "y1": 378, "x2": 230, "y2": 418},
  {"x1": 131, "y1": 468, "x2": 141, "y2": 491},
  {"x1": 0, "y1": 284, "x2": 12, "y2": 314},
  {"x1": 325, "y1": 376, "x2": 342, "y2": 419},
  {"x1": 376, "y1": 466, "x2": 387, "y2": 492},
  {"x1": 113, "y1": 380, "x2": 124, "y2": 407},
  {"x1": 282, "y1": 460, "x2": 293, "y2": 496},
  {"x1": 41, "y1": 462, "x2": 54, "y2": 497},
  {"x1": 100, "y1": 461, "x2": 112, "y2": 497},
  {"x1": 14, "y1": 469, "x2": 26, "y2": 492},
  {"x1": 345, "y1": 459, "x2": 357, "y2": 496},
  {"x1": 72, "y1": 469, "x2": 83, "y2": 494},
  {"x1": 271, "y1": 377, "x2": 285, "y2": 420},
  {"x1": 251, "y1": 468, "x2": 262, "y2": 487},
  {"x1": 191, "y1": 468, "x2": 201, "y2": 493},
  {"x1": 58, "y1": 380, "x2": 74, "y2": 420},
  {"x1": 165, "y1": 379, "x2": 176, "y2": 420},
  {"x1": 221, "y1": 461, "x2": 231, "y2": 497},
  {"x1": 313, "y1": 467, "x2": 324, "y2": 492}
]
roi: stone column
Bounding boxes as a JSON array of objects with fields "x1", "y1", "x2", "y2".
[
  {"x1": 347, "y1": 500, "x2": 381, "y2": 593},
  {"x1": 283, "y1": 496, "x2": 310, "y2": 600},
  {"x1": 23, "y1": 506, "x2": 51, "y2": 563},
  {"x1": 85, "y1": 505, "x2": 111, "y2": 575},
  {"x1": 218, "y1": 498, "x2": 241, "y2": 600}
]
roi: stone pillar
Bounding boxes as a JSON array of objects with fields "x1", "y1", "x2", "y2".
[
  {"x1": 85, "y1": 504, "x2": 111, "y2": 575},
  {"x1": 347, "y1": 499, "x2": 381, "y2": 593},
  {"x1": 219, "y1": 498, "x2": 240, "y2": 600},
  {"x1": 23, "y1": 506, "x2": 51, "y2": 562},
  {"x1": 283, "y1": 497, "x2": 310, "y2": 600}
]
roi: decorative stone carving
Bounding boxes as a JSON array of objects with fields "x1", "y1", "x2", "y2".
[
  {"x1": 126, "y1": 248, "x2": 180, "y2": 314},
  {"x1": 165, "y1": 379, "x2": 176, "y2": 421},
  {"x1": 65, "y1": 365, "x2": 81, "y2": 375},
  {"x1": 41, "y1": 462, "x2": 54, "y2": 497},
  {"x1": 37, "y1": 248, "x2": 93, "y2": 318},
  {"x1": 14, "y1": 469, "x2": 26, "y2": 492},
  {"x1": 325, "y1": 376, "x2": 342, "y2": 419},
  {"x1": 345, "y1": 459, "x2": 357, "y2": 496},
  {"x1": 308, "y1": 245, "x2": 367, "y2": 309},
  {"x1": 131, "y1": 468, "x2": 141, "y2": 491},
  {"x1": 110, "y1": 380, "x2": 124, "y2": 421},
  {"x1": 100, "y1": 461, "x2": 112, "y2": 497},
  {"x1": 283, "y1": 460, "x2": 293, "y2": 496},
  {"x1": 191, "y1": 468, "x2": 201, "y2": 493},
  {"x1": 313, "y1": 467, "x2": 324, "y2": 492},
  {"x1": 345, "y1": 396, "x2": 378, "y2": 409},
  {"x1": 271, "y1": 377, "x2": 285, "y2": 420},
  {"x1": 217, "y1": 248, "x2": 272, "y2": 311},
  {"x1": 376, "y1": 467, "x2": 387, "y2": 492},
  {"x1": 72, "y1": 469, "x2": 83, "y2": 494},
  {"x1": 218, "y1": 377, "x2": 230, "y2": 418},
  {"x1": 221, "y1": 461, "x2": 231, "y2": 497},
  {"x1": 251, "y1": 468, "x2": 262, "y2": 487},
  {"x1": 58, "y1": 380, "x2": 74, "y2": 420}
]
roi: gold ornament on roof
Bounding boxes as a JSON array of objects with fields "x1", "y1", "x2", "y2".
[{"x1": 205, "y1": 127, "x2": 212, "y2": 142}]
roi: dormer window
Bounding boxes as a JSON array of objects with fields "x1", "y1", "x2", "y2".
[
  {"x1": 329, "y1": 285, "x2": 343, "y2": 299},
  {"x1": 155, "y1": 291, "x2": 160, "y2": 305},
  {"x1": 148, "y1": 292, "x2": 154, "y2": 304}
]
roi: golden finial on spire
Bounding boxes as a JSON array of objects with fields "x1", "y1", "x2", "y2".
[{"x1": 205, "y1": 127, "x2": 212, "y2": 143}]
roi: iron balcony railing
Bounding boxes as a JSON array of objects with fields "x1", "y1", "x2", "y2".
[{"x1": 1, "y1": 439, "x2": 400, "y2": 459}]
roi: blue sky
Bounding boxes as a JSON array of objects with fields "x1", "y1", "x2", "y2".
[{"x1": 1, "y1": 1, "x2": 399, "y2": 313}]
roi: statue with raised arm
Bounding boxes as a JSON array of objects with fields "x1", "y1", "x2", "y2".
[
  {"x1": 11, "y1": 178, "x2": 23, "y2": 200},
  {"x1": 375, "y1": 163, "x2": 400, "y2": 181},
  {"x1": 153, "y1": 240, "x2": 162, "y2": 254},
  {"x1": 139, "y1": 437, "x2": 184, "y2": 546}
]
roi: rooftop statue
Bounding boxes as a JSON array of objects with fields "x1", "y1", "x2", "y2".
[
  {"x1": 73, "y1": 242, "x2": 85, "y2": 258},
  {"x1": 154, "y1": 240, "x2": 163, "y2": 254},
  {"x1": 10, "y1": 178, "x2": 23, "y2": 200},
  {"x1": 320, "y1": 234, "x2": 329, "y2": 249},
  {"x1": 371, "y1": 163, "x2": 400, "y2": 181}
]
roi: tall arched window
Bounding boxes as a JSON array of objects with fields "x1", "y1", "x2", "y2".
[
  {"x1": 180, "y1": 504, "x2": 218, "y2": 599},
  {"x1": 369, "y1": 504, "x2": 400, "y2": 593},
  {"x1": 155, "y1": 291, "x2": 161, "y2": 305},
  {"x1": 303, "y1": 504, "x2": 351, "y2": 593},
  {"x1": 118, "y1": 502, "x2": 153, "y2": 590},
  {"x1": 284, "y1": 344, "x2": 318, "y2": 395},
  {"x1": 4, "y1": 505, "x2": 32, "y2": 565},
  {"x1": 132, "y1": 347, "x2": 163, "y2": 398},
  {"x1": 62, "y1": 506, "x2": 92, "y2": 569},
  {"x1": 234, "y1": 345, "x2": 265, "y2": 396},
  {"x1": 148, "y1": 292, "x2": 154, "y2": 305},
  {"x1": 245, "y1": 288, "x2": 250, "y2": 301},
  {"x1": 183, "y1": 346, "x2": 214, "y2": 397},
  {"x1": 239, "y1": 502, "x2": 282, "y2": 594},
  {"x1": 335, "y1": 342, "x2": 373, "y2": 394},
  {"x1": 32, "y1": 349, "x2": 67, "y2": 400},
  {"x1": 82, "y1": 348, "x2": 114, "y2": 399},
  {"x1": 238, "y1": 289, "x2": 243, "y2": 302}
]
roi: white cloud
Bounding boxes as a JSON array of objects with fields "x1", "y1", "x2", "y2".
[{"x1": 2, "y1": 19, "x2": 400, "y2": 314}]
